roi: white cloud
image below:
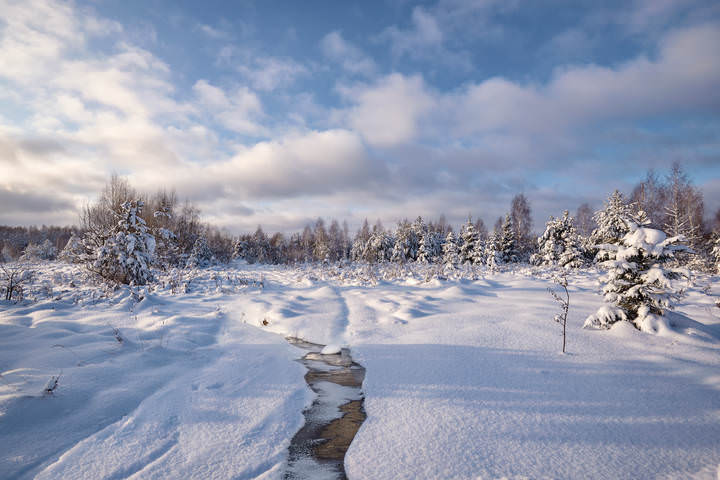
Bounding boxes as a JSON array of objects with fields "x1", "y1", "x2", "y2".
[
  {"x1": 381, "y1": 7, "x2": 443, "y2": 58},
  {"x1": 193, "y1": 79, "x2": 265, "y2": 135},
  {"x1": 320, "y1": 31, "x2": 376, "y2": 76},
  {"x1": 236, "y1": 56, "x2": 308, "y2": 92},
  {"x1": 340, "y1": 73, "x2": 435, "y2": 147}
]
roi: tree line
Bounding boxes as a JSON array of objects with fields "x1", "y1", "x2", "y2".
[{"x1": 1, "y1": 163, "x2": 719, "y2": 285}]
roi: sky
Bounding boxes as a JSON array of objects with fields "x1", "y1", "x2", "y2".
[{"x1": 1, "y1": 0, "x2": 719, "y2": 234}]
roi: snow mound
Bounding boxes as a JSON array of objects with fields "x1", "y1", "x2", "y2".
[{"x1": 321, "y1": 344, "x2": 342, "y2": 355}]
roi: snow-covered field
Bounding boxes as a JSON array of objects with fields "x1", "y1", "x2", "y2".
[{"x1": 1, "y1": 262, "x2": 719, "y2": 479}]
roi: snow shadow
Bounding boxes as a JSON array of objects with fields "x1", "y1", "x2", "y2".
[{"x1": 350, "y1": 344, "x2": 720, "y2": 479}]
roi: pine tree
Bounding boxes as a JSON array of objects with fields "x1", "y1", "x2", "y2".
[
  {"x1": 499, "y1": 214, "x2": 518, "y2": 263},
  {"x1": 442, "y1": 232, "x2": 460, "y2": 268},
  {"x1": 532, "y1": 211, "x2": 584, "y2": 268},
  {"x1": 92, "y1": 200, "x2": 156, "y2": 285},
  {"x1": 712, "y1": 233, "x2": 720, "y2": 274},
  {"x1": 584, "y1": 220, "x2": 689, "y2": 332},
  {"x1": 391, "y1": 220, "x2": 418, "y2": 263},
  {"x1": 589, "y1": 190, "x2": 633, "y2": 262},
  {"x1": 471, "y1": 236, "x2": 486, "y2": 265},
  {"x1": 186, "y1": 236, "x2": 215, "y2": 268},
  {"x1": 484, "y1": 231, "x2": 500, "y2": 269},
  {"x1": 59, "y1": 233, "x2": 84, "y2": 263},
  {"x1": 459, "y1": 217, "x2": 478, "y2": 265}
]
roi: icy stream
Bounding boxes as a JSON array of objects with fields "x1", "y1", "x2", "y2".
[{"x1": 285, "y1": 337, "x2": 366, "y2": 480}]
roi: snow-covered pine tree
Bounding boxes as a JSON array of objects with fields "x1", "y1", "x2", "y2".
[
  {"x1": 232, "y1": 238, "x2": 249, "y2": 262},
  {"x1": 59, "y1": 233, "x2": 85, "y2": 263},
  {"x1": 351, "y1": 219, "x2": 371, "y2": 262},
  {"x1": 459, "y1": 217, "x2": 478, "y2": 265},
  {"x1": 484, "y1": 231, "x2": 500, "y2": 269},
  {"x1": 589, "y1": 190, "x2": 633, "y2": 262},
  {"x1": 92, "y1": 200, "x2": 156, "y2": 285},
  {"x1": 364, "y1": 229, "x2": 393, "y2": 263},
  {"x1": 186, "y1": 236, "x2": 215, "y2": 268},
  {"x1": 499, "y1": 214, "x2": 518, "y2": 263},
  {"x1": 532, "y1": 211, "x2": 584, "y2": 268},
  {"x1": 471, "y1": 235, "x2": 486, "y2": 266},
  {"x1": 712, "y1": 233, "x2": 720, "y2": 274},
  {"x1": 442, "y1": 232, "x2": 460, "y2": 269},
  {"x1": 391, "y1": 220, "x2": 418, "y2": 263},
  {"x1": 584, "y1": 220, "x2": 689, "y2": 332}
]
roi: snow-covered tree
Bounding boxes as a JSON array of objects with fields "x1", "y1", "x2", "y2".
[
  {"x1": 484, "y1": 231, "x2": 500, "y2": 269},
  {"x1": 364, "y1": 229, "x2": 393, "y2": 263},
  {"x1": 417, "y1": 229, "x2": 441, "y2": 264},
  {"x1": 499, "y1": 214, "x2": 519, "y2": 263},
  {"x1": 59, "y1": 233, "x2": 84, "y2": 263},
  {"x1": 232, "y1": 238, "x2": 249, "y2": 261},
  {"x1": 712, "y1": 233, "x2": 720, "y2": 274},
  {"x1": 92, "y1": 200, "x2": 156, "y2": 285},
  {"x1": 459, "y1": 217, "x2": 478, "y2": 265},
  {"x1": 584, "y1": 220, "x2": 689, "y2": 332},
  {"x1": 186, "y1": 236, "x2": 215, "y2": 268},
  {"x1": 589, "y1": 190, "x2": 634, "y2": 262},
  {"x1": 391, "y1": 220, "x2": 418, "y2": 263},
  {"x1": 532, "y1": 211, "x2": 584, "y2": 268},
  {"x1": 442, "y1": 232, "x2": 460, "y2": 269},
  {"x1": 471, "y1": 235, "x2": 486, "y2": 266},
  {"x1": 19, "y1": 239, "x2": 57, "y2": 262}
]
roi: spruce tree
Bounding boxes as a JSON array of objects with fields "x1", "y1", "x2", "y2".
[
  {"x1": 532, "y1": 211, "x2": 584, "y2": 268},
  {"x1": 459, "y1": 217, "x2": 478, "y2": 265},
  {"x1": 584, "y1": 220, "x2": 688, "y2": 332},
  {"x1": 186, "y1": 236, "x2": 215, "y2": 268},
  {"x1": 442, "y1": 232, "x2": 460, "y2": 268},
  {"x1": 92, "y1": 200, "x2": 156, "y2": 285},
  {"x1": 590, "y1": 190, "x2": 633, "y2": 261},
  {"x1": 499, "y1": 214, "x2": 518, "y2": 263}
]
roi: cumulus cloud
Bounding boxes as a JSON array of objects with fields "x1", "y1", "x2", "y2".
[
  {"x1": 340, "y1": 74, "x2": 435, "y2": 147},
  {"x1": 135, "y1": 129, "x2": 384, "y2": 201}
]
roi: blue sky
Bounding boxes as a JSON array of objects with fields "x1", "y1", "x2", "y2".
[{"x1": 1, "y1": 0, "x2": 719, "y2": 233}]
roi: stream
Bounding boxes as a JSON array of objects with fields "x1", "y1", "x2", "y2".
[{"x1": 285, "y1": 337, "x2": 366, "y2": 480}]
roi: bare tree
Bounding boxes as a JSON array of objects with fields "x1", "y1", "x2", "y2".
[
  {"x1": 511, "y1": 193, "x2": 533, "y2": 252},
  {"x1": 575, "y1": 203, "x2": 596, "y2": 238},
  {"x1": 1, "y1": 261, "x2": 32, "y2": 301}
]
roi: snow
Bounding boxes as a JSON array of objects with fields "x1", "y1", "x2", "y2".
[
  {"x1": 2, "y1": 262, "x2": 720, "y2": 479},
  {"x1": 321, "y1": 344, "x2": 342, "y2": 355}
]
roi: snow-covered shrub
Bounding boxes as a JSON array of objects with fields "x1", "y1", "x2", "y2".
[
  {"x1": 1, "y1": 261, "x2": 33, "y2": 301},
  {"x1": 91, "y1": 200, "x2": 156, "y2": 285},
  {"x1": 19, "y1": 239, "x2": 56, "y2": 262},
  {"x1": 531, "y1": 211, "x2": 584, "y2": 268},
  {"x1": 584, "y1": 220, "x2": 688, "y2": 332},
  {"x1": 186, "y1": 236, "x2": 215, "y2": 268}
]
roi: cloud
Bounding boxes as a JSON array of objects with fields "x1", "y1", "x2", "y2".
[
  {"x1": 380, "y1": 7, "x2": 443, "y2": 58},
  {"x1": 320, "y1": 31, "x2": 376, "y2": 76},
  {"x1": 193, "y1": 80, "x2": 265, "y2": 135},
  {"x1": 136, "y1": 129, "x2": 384, "y2": 200},
  {"x1": 340, "y1": 73, "x2": 435, "y2": 147},
  {"x1": 236, "y1": 56, "x2": 308, "y2": 92}
]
